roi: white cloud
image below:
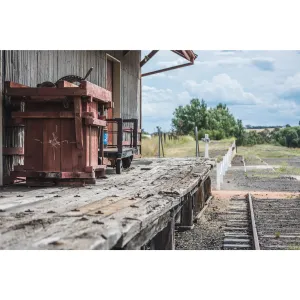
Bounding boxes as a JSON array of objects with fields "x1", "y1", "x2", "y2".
[
  {"x1": 280, "y1": 73, "x2": 300, "y2": 99},
  {"x1": 157, "y1": 57, "x2": 187, "y2": 68},
  {"x1": 195, "y1": 56, "x2": 275, "y2": 71},
  {"x1": 214, "y1": 50, "x2": 244, "y2": 56},
  {"x1": 183, "y1": 74, "x2": 261, "y2": 105},
  {"x1": 251, "y1": 57, "x2": 275, "y2": 71},
  {"x1": 143, "y1": 73, "x2": 166, "y2": 79}
]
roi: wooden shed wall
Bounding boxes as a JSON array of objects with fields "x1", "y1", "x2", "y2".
[{"x1": 0, "y1": 50, "x2": 141, "y2": 185}]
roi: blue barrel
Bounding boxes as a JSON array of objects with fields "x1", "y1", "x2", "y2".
[{"x1": 103, "y1": 130, "x2": 108, "y2": 146}]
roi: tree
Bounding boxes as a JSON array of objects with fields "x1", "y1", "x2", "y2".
[
  {"x1": 235, "y1": 119, "x2": 246, "y2": 146},
  {"x1": 172, "y1": 98, "x2": 208, "y2": 135},
  {"x1": 284, "y1": 128, "x2": 298, "y2": 147}
]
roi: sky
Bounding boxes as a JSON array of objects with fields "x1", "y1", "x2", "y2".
[{"x1": 141, "y1": 50, "x2": 300, "y2": 133}]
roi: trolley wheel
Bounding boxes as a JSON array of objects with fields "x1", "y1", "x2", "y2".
[
  {"x1": 116, "y1": 159, "x2": 122, "y2": 174},
  {"x1": 122, "y1": 157, "x2": 132, "y2": 169}
]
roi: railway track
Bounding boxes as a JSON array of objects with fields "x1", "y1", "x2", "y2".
[
  {"x1": 223, "y1": 193, "x2": 300, "y2": 250},
  {"x1": 223, "y1": 193, "x2": 259, "y2": 250}
]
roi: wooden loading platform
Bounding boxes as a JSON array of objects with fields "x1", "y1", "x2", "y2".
[{"x1": 0, "y1": 158, "x2": 214, "y2": 250}]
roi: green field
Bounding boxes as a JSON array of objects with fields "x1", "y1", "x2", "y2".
[
  {"x1": 237, "y1": 144, "x2": 300, "y2": 160},
  {"x1": 141, "y1": 135, "x2": 234, "y2": 158}
]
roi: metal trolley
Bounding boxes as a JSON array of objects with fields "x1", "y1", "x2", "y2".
[{"x1": 100, "y1": 118, "x2": 140, "y2": 174}]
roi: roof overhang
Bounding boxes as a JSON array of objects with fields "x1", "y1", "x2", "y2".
[{"x1": 140, "y1": 50, "x2": 198, "y2": 77}]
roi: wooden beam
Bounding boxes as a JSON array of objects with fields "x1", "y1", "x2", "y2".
[
  {"x1": 85, "y1": 165, "x2": 106, "y2": 172},
  {"x1": 151, "y1": 217, "x2": 175, "y2": 250},
  {"x1": 142, "y1": 62, "x2": 193, "y2": 77},
  {"x1": 140, "y1": 50, "x2": 159, "y2": 67},
  {"x1": 181, "y1": 50, "x2": 192, "y2": 61},
  {"x1": 11, "y1": 171, "x2": 95, "y2": 179},
  {"x1": 6, "y1": 86, "x2": 86, "y2": 97},
  {"x1": 2, "y1": 147, "x2": 24, "y2": 155},
  {"x1": 179, "y1": 194, "x2": 194, "y2": 230},
  {"x1": 5, "y1": 81, "x2": 112, "y2": 103},
  {"x1": 74, "y1": 97, "x2": 83, "y2": 150},
  {"x1": 11, "y1": 112, "x2": 75, "y2": 119},
  {"x1": 4, "y1": 81, "x2": 30, "y2": 89},
  {"x1": 84, "y1": 117, "x2": 106, "y2": 127},
  {"x1": 123, "y1": 51, "x2": 130, "y2": 56},
  {"x1": 56, "y1": 80, "x2": 78, "y2": 88},
  {"x1": 80, "y1": 81, "x2": 112, "y2": 103}
]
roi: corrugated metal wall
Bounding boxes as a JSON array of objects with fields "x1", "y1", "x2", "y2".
[{"x1": 0, "y1": 50, "x2": 141, "y2": 181}]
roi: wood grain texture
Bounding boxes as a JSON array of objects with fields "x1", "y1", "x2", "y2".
[{"x1": 0, "y1": 158, "x2": 214, "y2": 250}]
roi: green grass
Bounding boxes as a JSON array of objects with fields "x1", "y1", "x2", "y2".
[
  {"x1": 288, "y1": 245, "x2": 300, "y2": 250},
  {"x1": 237, "y1": 144, "x2": 300, "y2": 160},
  {"x1": 141, "y1": 135, "x2": 234, "y2": 158}
]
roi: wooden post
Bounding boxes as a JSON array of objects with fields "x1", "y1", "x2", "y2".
[
  {"x1": 152, "y1": 218, "x2": 175, "y2": 250},
  {"x1": 157, "y1": 127, "x2": 161, "y2": 158},
  {"x1": 195, "y1": 126, "x2": 199, "y2": 157},
  {"x1": 161, "y1": 132, "x2": 165, "y2": 157},
  {"x1": 204, "y1": 133, "x2": 209, "y2": 158},
  {"x1": 179, "y1": 194, "x2": 194, "y2": 230}
]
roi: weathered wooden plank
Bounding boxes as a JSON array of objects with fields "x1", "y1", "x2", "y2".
[
  {"x1": 0, "y1": 158, "x2": 214, "y2": 249},
  {"x1": 124, "y1": 211, "x2": 172, "y2": 250},
  {"x1": 24, "y1": 119, "x2": 44, "y2": 171},
  {"x1": 84, "y1": 117, "x2": 106, "y2": 127},
  {"x1": 80, "y1": 81, "x2": 112, "y2": 103},
  {"x1": 12, "y1": 112, "x2": 75, "y2": 119},
  {"x1": 56, "y1": 80, "x2": 78, "y2": 88},
  {"x1": 2, "y1": 147, "x2": 24, "y2": 155}
]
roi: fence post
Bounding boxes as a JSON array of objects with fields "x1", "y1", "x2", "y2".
[
  {"x1": 161, "y1": 132, "x2": 165, "y2": 157},
  {"x1": 204, "y1": 134, "x2": 209, "y2": 158},
  {"x1": 157, "y1": 127, "x2": 161, "y2": 158},
  {"x1": 195, "y1": 126, "x2": 199, "y2": 157}
]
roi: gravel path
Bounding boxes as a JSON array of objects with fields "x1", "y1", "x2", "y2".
[{"x1": 175, "y1": 195, "x2": 230, "y2": 250}]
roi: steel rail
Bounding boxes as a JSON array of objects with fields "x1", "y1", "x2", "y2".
[{"x1": 248, "y1": 193, "x2": 260, "y2": 250}]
